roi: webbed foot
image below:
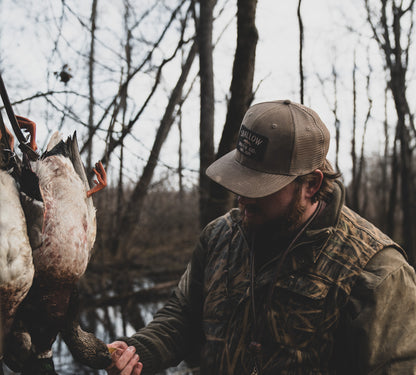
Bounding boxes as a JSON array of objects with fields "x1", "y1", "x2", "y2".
[
  {"x1": 15, "y1": 115, "x2": 37, "y2": 151},
  {"x1": 86, "y1": 161, "x2": 107, "y2": 197}
]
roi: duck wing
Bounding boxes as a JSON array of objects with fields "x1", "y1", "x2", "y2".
[
  {"x1": 42, "y1": 132, "x2": 97, "y2": 255},
  {"x1": 0, "y1": 145, "x2": 34, "y2": 363},
  {"x1": 0, "y1": 170, "x2": 34, "y2": 340}
]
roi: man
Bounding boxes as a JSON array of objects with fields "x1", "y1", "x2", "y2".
[{"x1": 107, "y1": 100, "x2": 416, "y2": 374}]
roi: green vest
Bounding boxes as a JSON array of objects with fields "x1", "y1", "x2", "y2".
[{"x1": 200, "y1": 199, "x2": 401, "y2": 374}]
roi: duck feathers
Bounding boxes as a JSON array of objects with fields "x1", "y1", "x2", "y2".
[{"x1": 0, "y1": 171, "x2": 34, "y2": 344}]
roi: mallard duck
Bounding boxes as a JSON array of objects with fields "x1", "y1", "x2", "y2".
[{"x1": 4, "y1": 128, "x2": 111, "y2": 374}]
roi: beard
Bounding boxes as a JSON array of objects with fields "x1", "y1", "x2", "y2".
[{"x1": 242, "y1": 184, "x2": 306, "y2": 240}]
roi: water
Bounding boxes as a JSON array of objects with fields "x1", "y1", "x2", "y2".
[{"x1": 2, "y1": 281, "x2": 195, "y2": 375}]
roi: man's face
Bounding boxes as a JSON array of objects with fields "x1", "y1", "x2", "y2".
[{"x1": 238, "y1": 181, "x2": 305, "y2": 233}]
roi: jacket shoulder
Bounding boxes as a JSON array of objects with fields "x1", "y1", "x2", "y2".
[
  {"x1": 201, "y1": 209, "x2": 240, "y2": 245},
  {"x1": 339, "y1": 206, "x2": 402, "y2": 251},
  {"x1": 314, "y1": 206, "x2": 402, "y2": 295},
  {"x1": 359, "y1": 247, "x2": 412, "y2": 290}
]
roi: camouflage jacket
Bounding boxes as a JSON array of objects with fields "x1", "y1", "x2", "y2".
[{"x1": 122, "y1": 182, "x2": 416, "y2": 374}]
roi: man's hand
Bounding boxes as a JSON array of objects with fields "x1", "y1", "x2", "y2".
[{"x1": 106, "y1": 341, "x2": 143, "y2": 375}]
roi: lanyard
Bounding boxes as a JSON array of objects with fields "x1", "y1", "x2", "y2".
[
  {"x1": 0, "y1": 72, "x2": 38, "y2": 160},
  {"x1": 248, "y1": 200, "x2": 323, "y2": 374}
]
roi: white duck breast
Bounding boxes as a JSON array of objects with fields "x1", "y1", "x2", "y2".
[
  {"x1": 30, "y1": 153, "x2": 96, "y2": 282},
  {"x1": 0, "y1": 170, "x2": 34, "y2": 338}
]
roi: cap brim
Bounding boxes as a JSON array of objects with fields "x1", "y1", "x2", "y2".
[{"x1": 206, "y1": 150, "x2": 297, "y2": 198}]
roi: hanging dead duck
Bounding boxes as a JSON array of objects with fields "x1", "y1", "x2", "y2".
[
  {"x1": 0, "y1": 117, "x2": 35, "y2": 364},
  {"x1": 4, "y1": 129, "x2": 111, "y2": 374}
]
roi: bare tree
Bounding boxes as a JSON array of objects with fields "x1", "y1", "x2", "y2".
[
  {"x1": 349, "y1": 51, "x2": 373, "y2": 213},
  {"x1": 206, "y1": 0, "x2": 259, "y2": 224},
  {"x1": 87, "y1": 0, "x2": 97, "y2": 173},
  {"x1": 387, "y1": 126, "x2": 400, "y2": 237},
  {"x1": 114, "y1": 0, "x2": 134, "y2": 252},
  {"x1": 196, "y1": 0, "x2": 216, "y2": 228},
  {"x1": 298, "y1": 0, "x2": 304, "y2": 104},
  {"x1": 316, "y1": 59, "x2": 341, "y2": 173},
  {"x1": 177, "y1": 107, "x2": 184, "y2": 199},
  {"x1": 332, "y1": 64, "x2": 341, "y2": 172},
  {"x1": 80, "y1": 0, "x2": 190, "y2": 161},
  {"x1": 115, "y1": 41, "x2": 198, "y2": 254},
  {"x1": 365, "y1": 0, "x2": 416, "y2": 261},
  {"x1": 350, "y1": 50, "x2": 358, "y2": 209},
  {"x1": 381, "y1": 84, "x2": 389, "y2": 224}
]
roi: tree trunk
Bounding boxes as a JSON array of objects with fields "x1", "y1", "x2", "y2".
[
  {"x1": 297, "y1": 0, "x2": 304, "y2": 104},
  {"x1": 114, "y1": 0, "x2": 133, "y2": 252},
  {"x1": 332, "y1": 64, "x2": 341, "y2": 173},
  {"x1": 364, "y1": 0, "x2": 415, "y2": 261},
  {"x1": 387, "y1": 130, "x2": 399, "y2": 237},
  {"x1": 87, "y1": 0, "x2": 98, "y2": 173},
  {"x1": 354, "y1": 60, "x2": 372, "y2": 215},
  {"x1": 178, "y1": 108, "x2": 184, "y2": 200},
  {"x1": 381, "y1": 85, "x2": 389, "y2": 230},
  {"x1": 197, "y1": 0, "x2": 216, "y2": 228},
  {"x1": 115, "y1": 42, "x2": 197, "y2": 254},
  {"x1": 349, "y1": 52, "x2": 358, "y2": 210},
  {"x1": 205, "y1": 0, "x2": 258, "y2": 224},
  {"x1": 80, "y1": 0, "x2": 189, "y2": 158}
]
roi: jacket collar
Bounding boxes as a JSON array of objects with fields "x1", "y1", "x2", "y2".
[
  {"x1": 309, "y1": 180, "x2": 344, "y2": 231},
  {"x1": 296, "y1": 180, "x2": 345, "y2": 263},
  {"x1": 229, "y1": 181, "x2": 346, "y2": 265}
]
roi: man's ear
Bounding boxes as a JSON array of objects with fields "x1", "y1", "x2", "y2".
[{"x1": 304, "y1": 169, "x2": 323, "y2": 200}]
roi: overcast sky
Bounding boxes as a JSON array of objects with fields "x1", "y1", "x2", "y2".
[{"x1": 0, "y1": 0, "x2": 412, "y2": 186}]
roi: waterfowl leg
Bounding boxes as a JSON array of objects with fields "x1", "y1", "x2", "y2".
[
  {"x1": 86, "y1": 161, "x2": 107, "y2": 197},
  {"x1": 15, "y1": 116, "x2": 37, "y2": 151}
]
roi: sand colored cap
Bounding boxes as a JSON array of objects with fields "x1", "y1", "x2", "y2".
[{"x1": 206, "y1": 99, "x2": 330, "y2": 198}]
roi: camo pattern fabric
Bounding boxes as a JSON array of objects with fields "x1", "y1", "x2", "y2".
[{"x1": 198, "y1": 202, "x2": 401, "y2": 374}]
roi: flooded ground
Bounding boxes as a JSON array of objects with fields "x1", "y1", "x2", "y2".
[
  {"x1": 2, "y1": 189, "x2": 200, "y2": 375},
  {"x1": 4, "y1": 302, "x2": 193, "y2": 375}
]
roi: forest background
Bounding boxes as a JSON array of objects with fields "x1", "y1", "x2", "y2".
[{"x1": 1, "y1": 0, "x2": 416, "y2": 373}]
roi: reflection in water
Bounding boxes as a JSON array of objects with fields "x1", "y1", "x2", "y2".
[
  {"x1": 2, "y1": 188, "x2": 200, "y2": 375},
  {"x1": 2, "y1": 288, "x2": 194, "y2": 374},
  {"x1": 55, "y1": 303, "x2": 192, "y2": 374}
]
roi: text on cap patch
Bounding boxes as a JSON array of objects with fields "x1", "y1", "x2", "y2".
[{"x1": 237, "y1": 125, "x2": 268, "y2": 161}]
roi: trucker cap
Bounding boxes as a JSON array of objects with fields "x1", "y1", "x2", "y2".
[{"x1": 206, "y1": 99, "x2": 330, "y2": 198}]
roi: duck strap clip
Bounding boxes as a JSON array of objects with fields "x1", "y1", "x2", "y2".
[
  {"x1": 0, "y1": 72, "x2": 39, "y2": 161},
  {"x1": 0, "y1": 107, "x2": 12, "y2": 152}
]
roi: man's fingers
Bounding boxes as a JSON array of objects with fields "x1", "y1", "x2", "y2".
[
  {"x1": 133, "y1": 362, "x2": 143, "y2": 375},
  {"x1": 108, "y1": 341, "x2": 128, "y2": 356},
  {"x1": 110, "y1": 347, "x2": 123, "y2": 363},
  {"x1": 120, "y1": 354, "x2": 140, "y2": 375},
  {"x1": 108, "y1": 341, "x2": 128, "y2": 350},
  {"x1": 106, "y1": 341, "x2": 128, "y2": 372},
  {"x1": 116, "y1": 346, "x2": 137, "y2": 371},
  {"x1": 105, "y1": 341, "x2": 141, "y2": 375}
]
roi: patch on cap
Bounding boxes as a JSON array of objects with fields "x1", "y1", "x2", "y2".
[{"x1": 237, "y1": 125, "x2": 268, "y2": 161}]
